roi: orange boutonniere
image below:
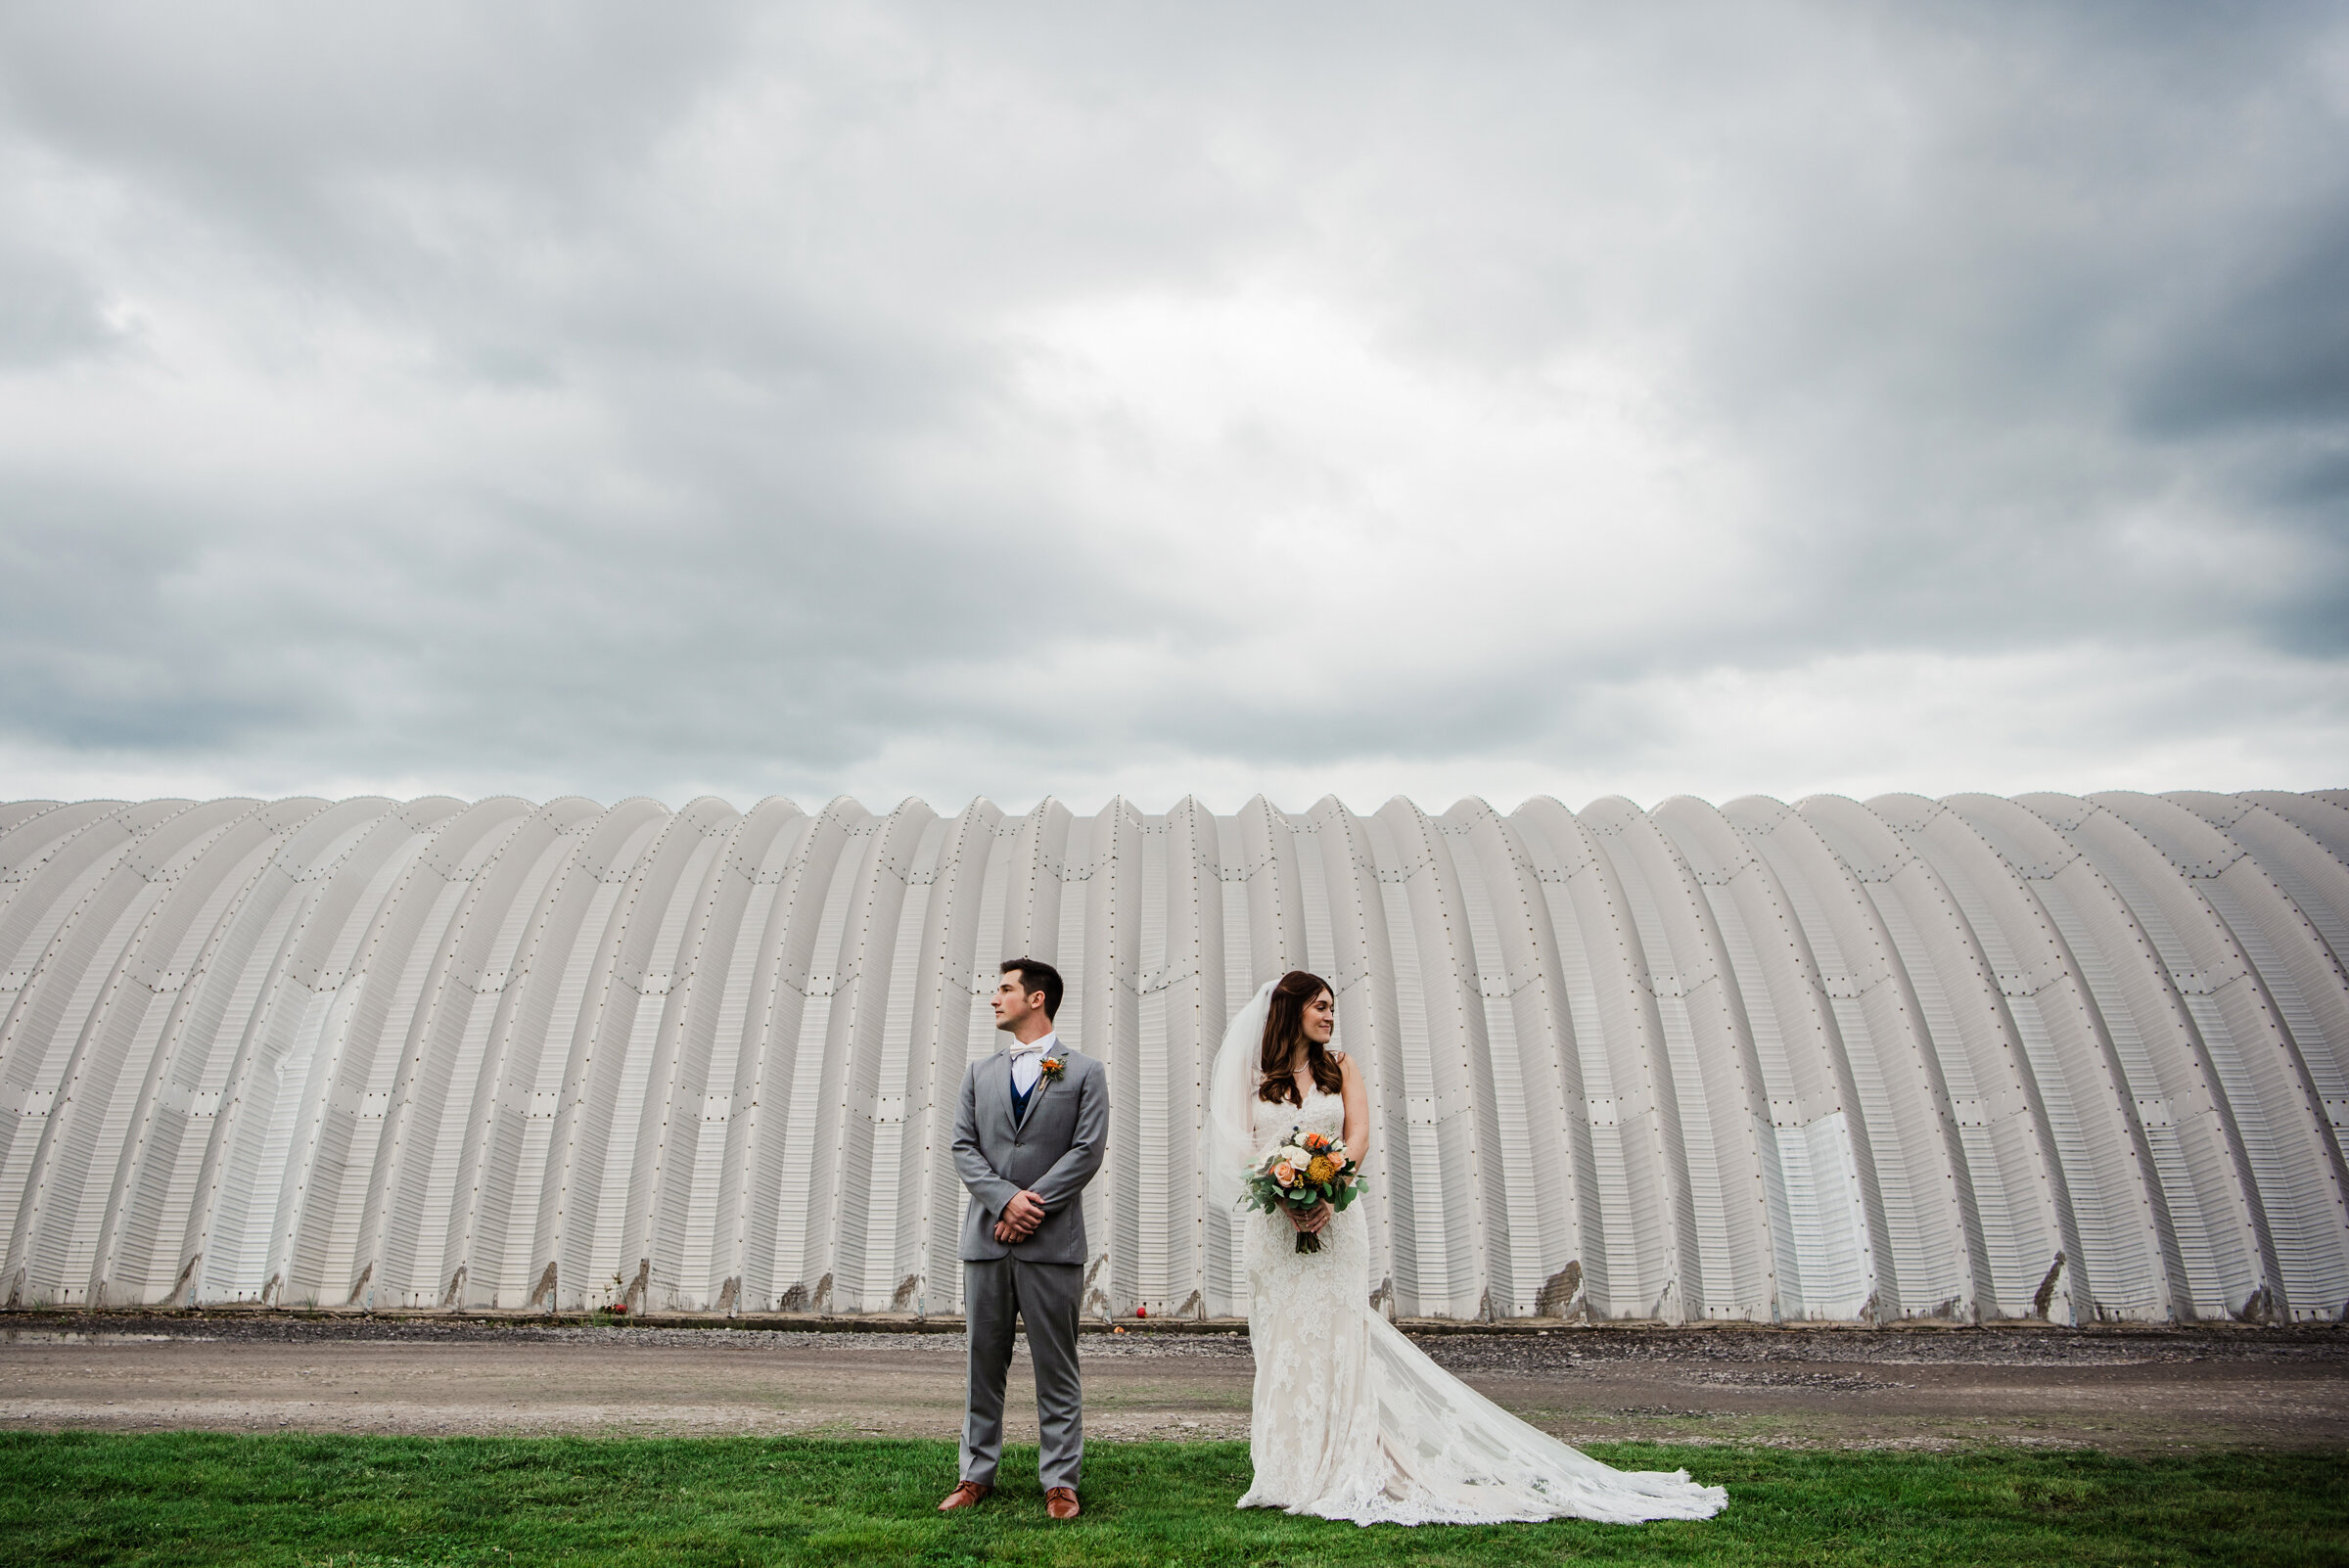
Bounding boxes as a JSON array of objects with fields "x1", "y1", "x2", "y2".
[{"x1": 1038, "y1": 1056, "x2": 1065, "y2": 1082}]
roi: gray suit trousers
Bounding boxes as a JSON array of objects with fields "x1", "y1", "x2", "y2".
[{"x1": 961, "y1": 1256, "x2": 1083, "y2": 1490}]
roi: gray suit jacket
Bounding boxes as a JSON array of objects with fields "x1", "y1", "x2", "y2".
[{"x1": 953, "y1": 1045, "x2": 1108, "y2": 1266}]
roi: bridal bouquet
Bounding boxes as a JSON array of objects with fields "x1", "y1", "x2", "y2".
[{"x1": 1242, "y1": 1128, "x2": 1364, "y2": 1253}]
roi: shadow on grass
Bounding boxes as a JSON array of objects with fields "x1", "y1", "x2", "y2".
[{"x1": 1, "y1": 1432, "x2": 2342, "y2": 1566}]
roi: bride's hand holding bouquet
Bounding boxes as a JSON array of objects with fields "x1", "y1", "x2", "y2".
[{"x1": 1242, "y1": 1128, "x2": 1363, "y2": 1253}]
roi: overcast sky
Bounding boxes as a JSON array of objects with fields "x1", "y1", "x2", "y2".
[{"x1": 2, "y1": 2, "x2": 2344, "y2": 818}]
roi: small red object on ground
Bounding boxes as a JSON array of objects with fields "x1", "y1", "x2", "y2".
[
  {"x1": 609, "y1": 1303, "x2": 628, "y2": 1314},
  {"x1": 1135, "y1": 1305, "x2": 1147, "y2": 1318}
]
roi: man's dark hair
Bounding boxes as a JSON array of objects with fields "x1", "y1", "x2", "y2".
[{"x1": 1000, "y1": 957, "x2": 1064, "y2": 1021}]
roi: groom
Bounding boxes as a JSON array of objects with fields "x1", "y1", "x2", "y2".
[{"x1": 939, "y1": 957, "x2": 1109, "y2": 1521}]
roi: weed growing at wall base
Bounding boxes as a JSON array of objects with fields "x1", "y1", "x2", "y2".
[{"x1": 0, "y1": 1433, "x2": 2341, "y2": 1566}]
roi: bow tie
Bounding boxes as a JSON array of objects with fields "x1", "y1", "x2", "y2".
[{"x1": 1009, "y1": 1044, "x2": 1045, "y2": 1057}]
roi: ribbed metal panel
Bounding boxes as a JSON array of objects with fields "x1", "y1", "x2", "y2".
[{"x1": 2, "y1": 791, "x2": 2344, "y2": 1322}]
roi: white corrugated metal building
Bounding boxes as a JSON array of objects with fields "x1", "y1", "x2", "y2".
[{"x1": 2, "y1": 790, "x2": 2344, "y2": 1325}]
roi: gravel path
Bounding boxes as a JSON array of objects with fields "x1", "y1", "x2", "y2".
[{"x1": 4, "y1": 1315, "x2": 2341, "y2": 1453}]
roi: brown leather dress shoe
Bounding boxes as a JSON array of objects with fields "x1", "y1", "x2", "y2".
[
  {"x1": 1045, "y1": 1486, "x2": 1081, "y2": 1520},
  {"x1": 938, "y1": 1481, "x2": 992, "y2": 1512}
]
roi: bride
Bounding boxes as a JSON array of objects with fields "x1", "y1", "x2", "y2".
[{"x1": 1207, "y1": 970, "x2": 1728, "y2": 1527}]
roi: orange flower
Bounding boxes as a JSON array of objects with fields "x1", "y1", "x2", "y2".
[
  {"x1": 1303, "y1": 1131, "x2": 1331, "y2": 1153},
  {"x1": 1306, "y1": 1154, "x2": 1338, "y2": 1184},
  {"x1": 1272, "y1": 1162, "x2": 1298, "y2": 1187}
]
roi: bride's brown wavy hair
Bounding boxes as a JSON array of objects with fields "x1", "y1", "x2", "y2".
[{"x1": 1257, "y1": 970, "x2": 1344, "y2": 1106}]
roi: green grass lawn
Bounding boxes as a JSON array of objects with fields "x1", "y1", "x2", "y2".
[{"x1": 1, "y1": 1433, "x2": 2342, "y2": 1567}]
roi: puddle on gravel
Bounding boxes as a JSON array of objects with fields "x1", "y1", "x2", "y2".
[{"x1": 0, "y1": 1331, "x2": 211, "y2": 1345}]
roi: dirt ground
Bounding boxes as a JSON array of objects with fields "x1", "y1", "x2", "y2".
[{"x1": 4, "y1": 1314, "x2": 2343, "y2": 1453}]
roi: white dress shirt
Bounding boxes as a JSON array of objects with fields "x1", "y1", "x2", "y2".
[{"x1": 1008, "y1": 1031, "x2": 1059, "y2": 1094}]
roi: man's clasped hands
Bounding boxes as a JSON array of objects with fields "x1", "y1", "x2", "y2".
[{"x1": 993, "y1": 1188, "x2": 1047, "y2": 1245}]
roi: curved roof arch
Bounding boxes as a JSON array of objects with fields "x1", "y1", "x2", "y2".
[{"x1": 1, "y1": 790, "x2": 2343, "y2": 1323}]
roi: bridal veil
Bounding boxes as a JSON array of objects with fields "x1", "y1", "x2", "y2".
[{"x1": 1205, "y1": 979, "x2": 1275, "y2": 1213}]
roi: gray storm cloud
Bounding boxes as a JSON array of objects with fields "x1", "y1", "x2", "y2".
[{"x1": 0, "y1": 0, "x2": 2342, "y2": 810}]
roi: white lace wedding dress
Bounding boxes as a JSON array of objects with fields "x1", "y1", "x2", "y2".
[{"x1": 1215, "y1": 991, "x2": 1727, "y2": 1528}]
